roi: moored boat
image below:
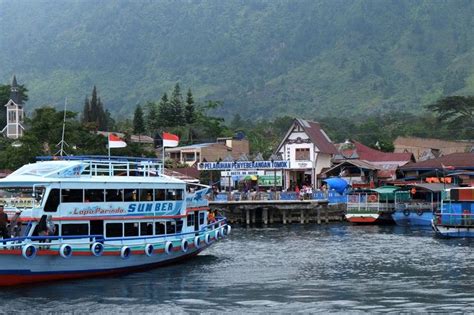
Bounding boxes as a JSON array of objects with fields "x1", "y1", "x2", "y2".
[
  {"x1": 0, "y1": 156, "x2": 230, "y2": 286},
  {"x1": 345, "y1": 186, "x2": 399, "y2": 224},
  {"x1": 432, "y1": 187, "x2": 474, "y2": 237},
  {"x1": 392, "y1": 183, "x2": 449, "y2": 227}
]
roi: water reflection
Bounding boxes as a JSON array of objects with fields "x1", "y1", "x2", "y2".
[{"x1": 3, "y1": 223, "x2": 474, "y2": 312}]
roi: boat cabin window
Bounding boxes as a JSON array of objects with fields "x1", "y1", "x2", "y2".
[
  {"x1": 106, "y1": 223, "x2": 123, "y2": 237},
  {"x1": 85, "y1": 189, "x2": 105, "y2": 202},
  {"x1": 140, "y1": 189, "x2": 154, "y2": 201},
  {"x1": 90, "y1": 220, "x2": 104, "y2": 236},
  {"x1": 166, "y1": 221, "x2": 176, "y2": 234},
  {"x1": 140, "y1": 222, "x2": 154, "y2": 236},
  {"x1": 187, "y1": 213, "x2": 195, "y2": 227},
  {"x1": 44, "y1": 189, "x2": 60, "y2": 212},
  {"x1": 176, "y1": 219, "x2": 183, "y2": 233},
  {"x1": 62, "y1": 189, "x2": 83, "y2": 203},
  {"x1": 124, "y1": 222, "x2": 139, "y2": 237},
  {"x1": 124, "y1": 189, "x2": 137, "y2": 202},
  {"x1": 61, "y1": 223, "x2": 89, "y2": 236},
  {"x1": 106, "y1": 189, "x2": 123, "y2": 202},
  {"x1": 155, "y1": 222, "x2": 165, "y2": 235},
  {"x1": 166, "y1": 189, "x2": 183, "y2": 201},
  {"x1": 199, "y1": 212, "x2": 205, "y2": 225},
  {"x1": 155, "y1": 189, "x2": 165, "y2": 201}
]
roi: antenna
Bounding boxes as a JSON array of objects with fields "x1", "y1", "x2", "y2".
[{"x1": 55, "y1": 97, "x2": 69, "y2": 156}]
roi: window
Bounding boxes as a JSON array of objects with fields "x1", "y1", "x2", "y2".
[
  {"x1": 106, "y1": 223, "x2": 123, "y2": 237},
  {"x1": 106, "y1": 189, "x2": 123, "y2": 202},
  {"x1": 295, "y1": 148, "x2": 310, "y2": 160},
  {"x1": 85, "y1": 189, "x2": 105, "y2": 202},
  {"x1": 62, "y1": 189, "x2": 83, "y2": 203},
  {"x1": 187, "y1": 213, "x2": 195, "y2": 227},
  {"x1": 140, "y1": 222, "x2": 154, "y2": 236},
  {"x1": 61, "y1": 223, "x2": 89, "y2": 236},
  {"x1": 199, "y1": 212, "x2": 205, "y2": 225},
  {"x1": 124, "y1": 189, "x2": 137, "y2": 202},
  {"x1": 155, "y1": 222, "x2": 165, "y2": 235},
  {"x1": 90, "y1": 220, "x2": 104, "y2": 236},
  {"x1": 124, "y1": 222, "x2": 139, "y2": 237},
  {"x1": 176, "y1": 220, "x2": 183, "y2": 233},
  {"x1": 166, "y1": 221, "x2": 176, "y2": 234},
  {"x1": 140, "y1": 189, "x2": 153, "y2": 201},
  {"x1": 167, "y1": 189, "x2": 183, "y2": 200},
  {"x1": 44, "y1": 189, "x2": 60, "y2": 212},
  {"x1": 155, "y1": 189, "x2": 165, "y2": 201}
]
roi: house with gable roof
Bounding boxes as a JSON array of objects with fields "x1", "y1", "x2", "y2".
[{"x1": 274, "y1": 118, "x2": 338, "y2": 189}]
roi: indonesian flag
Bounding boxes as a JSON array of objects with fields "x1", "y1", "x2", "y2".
[
  {"x1": 163, "y1": 132, "x2": 179, "y2": 147},
  {"x1": 108, "y1": 133, "x2": 127, "y2": 148}
]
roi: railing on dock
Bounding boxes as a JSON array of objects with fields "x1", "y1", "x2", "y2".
[{"x1": 212, "y1": 190, "x2": 347, "y2": 204}]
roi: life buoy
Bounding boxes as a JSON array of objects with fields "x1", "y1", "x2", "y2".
[
  {"x1": 368, "y1": 194, "x2": 377, "y2": 202},
  {"x1": 181, "y1": 239, "x2": 189, "y2": 253},
  {"x1": 59, "y1": 244, "x2": 73, "y2": 259},
  {"x1": 145, "y1": 244, "x2": 154, "y2": 257},
  {"x1": 403, "y1": 209, "x2": 410, "y2": 217},
  {"x1": 120, "y1": 246, "x2": 131, "y2": 259},
  {"x1": 411, "y1": 188, "x2": 417, "y2": 195},
  {"x1": 194, "y1": 236, "x2": 201, "y2": 249},
  {"x1": 417, "y1": 209, "x2": 424, "y2": 216},
  {"x1": 22, "y1": 244, "x2": 37, "y2": 260},
  {"x1": 219, "y1": 227, "x2": 226, "y2": 238},
  {"x1": 91, "y1": 242, "x2": 104, "y2": 257},
  {"x1": 165, "y1": 241, "x2": 173, "y2": 255},
  {"x1": 204, "y1": 233, "x2": 211, "y2": 245},
  {"x1": 215, "y1": 229, "x2": 220, "y2": 240}
]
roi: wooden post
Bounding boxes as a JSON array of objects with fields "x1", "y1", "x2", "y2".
[
  {"x1": 269, "y1": 208, "x2": 274, "y2": 224},
  {"x1": 300, "y1": 209, "x2": 304, "y2": 224},
  {"x1": 246, "y1": 209, "x2": 250, "y2": 226},
  {"x1": 251, "y1": 209, "x2": 256, "y2": 224},
  {"x1": 283, "y1": 210, "x2": 287, "y2": 224},
  {"x1": 317, "y1": 207, "x2": 321, "y2": 224},
  {"x1": 261, "y1": 208, "x2": 267, "y2": 225},
  {"x1": 325, "y1": 207, "x2": 329, "y2": 223}
]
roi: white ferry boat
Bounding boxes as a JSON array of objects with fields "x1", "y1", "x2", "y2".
[{"x1": 0, "y1": 156, "x2": 230, "y2": 286}]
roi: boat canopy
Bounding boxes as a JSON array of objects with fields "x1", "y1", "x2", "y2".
[
  {"x1": 371, "y1": 186, "x2": 400, "y2": 201},
  {"x1": 323, "y1": 177, "x2": 349, "y2": 194}
]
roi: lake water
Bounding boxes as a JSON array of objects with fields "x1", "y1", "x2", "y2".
[{"x1": 3, "y1": 223, "x2": 474, "y2": 313}]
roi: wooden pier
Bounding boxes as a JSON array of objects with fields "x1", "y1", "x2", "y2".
[{"x1": 210, "y1": 200, "x2": 345, "y2": 226}]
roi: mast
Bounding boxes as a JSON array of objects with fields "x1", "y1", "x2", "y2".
[{"x1": 55, "y1": 98, "x2": 69, "y2": 156}]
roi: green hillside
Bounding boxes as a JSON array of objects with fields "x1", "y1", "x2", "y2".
[{"x1": 1, "y1": 0, "x2": 474, "y2": 119}]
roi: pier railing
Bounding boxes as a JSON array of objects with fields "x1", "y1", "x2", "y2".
[{"x1": 212, "y1": 190, "x2": 347, "y2": 204}]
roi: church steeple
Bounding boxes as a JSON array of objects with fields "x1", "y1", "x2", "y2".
[{"x1": 10, "y1": 75, "x2": 22, "y2": 105}]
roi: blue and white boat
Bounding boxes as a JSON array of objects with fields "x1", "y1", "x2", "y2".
[
  {"x1": 0, "y1": 156, "x2": 230, "y2": 286},
  {"x1": 432, "y1": 187, "x2": 474, "y2": 237},
  {"x1": 392, "y1": 184, "x2": 448, "y2": 227}
]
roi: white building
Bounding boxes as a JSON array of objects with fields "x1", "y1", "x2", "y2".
[
  {"x1": 1, "y1": 76, "x2": 25, "y2": 139},
  {"x1": 275, "y1": 118, "x2": 337, "y2": 190}
]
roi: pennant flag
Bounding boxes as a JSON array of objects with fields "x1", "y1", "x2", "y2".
[
  {"x1": 108, "y1": 133, "x2": 127, "y2": 148},
  {"x1": 163, "y1": 132, "x2": 179, "y2": 147}
]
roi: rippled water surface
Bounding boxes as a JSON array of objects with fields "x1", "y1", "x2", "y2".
[{"x1": 3, "y1": 224, "x2": 474, "y2": 313}]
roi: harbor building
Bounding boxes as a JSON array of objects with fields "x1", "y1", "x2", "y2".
[
  {"x1": 274, "y1": 119, "x2": 338, "y2": 190},
  {"x1": 1, "y1": 76, "x2": 25, "y2": 139}
]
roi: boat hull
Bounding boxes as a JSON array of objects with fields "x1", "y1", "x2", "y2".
[
  {"x1": 392, "y1": 210, "x2": 433, "y2": 227},
  {"x1": 432, "y1": 221, "x2": 474, "y2": 238},
  {"x1": 345, "y1": 212, "x2": 394, "y2": 224}
]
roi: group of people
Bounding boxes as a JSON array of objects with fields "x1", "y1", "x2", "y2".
[{"x1": 0, "y1": 205, "x2": 22, "y2": 240}]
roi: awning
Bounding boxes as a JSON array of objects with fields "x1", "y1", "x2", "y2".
[
  {"x1": 244, "y1": 175, "x2": 258, "y2": 181},
  {"x1": 371, "y1": 186, "x2": 400, "y2": 201}
]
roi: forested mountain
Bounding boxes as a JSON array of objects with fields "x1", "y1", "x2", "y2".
[{"x1": 1, "y1": 0, "x2": 474, "y2": 119}]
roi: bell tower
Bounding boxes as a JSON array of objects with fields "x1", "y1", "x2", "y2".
[{"x1": 1, "y1": 75, "x2": 25, "y2": 139}]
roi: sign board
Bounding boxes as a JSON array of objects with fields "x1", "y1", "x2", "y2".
[
  {"x1": 198, "y1": 160, "x2": 289, "y2": 170},
  {"x1": 291, "y1": 161, "x2": 312, "y2": 169},
  {"x1": 258, "y1": 175, "x2": 283, "y2": 186},
  {"x1": 221, "y1": 170, "x2": 265, "y2": 177}
]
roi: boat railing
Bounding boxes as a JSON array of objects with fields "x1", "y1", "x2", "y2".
[
  {"x1": 396, "y1": 202, "x2": 439, "y2": 212},
  {"x1": 434, "y1": 212, "x2": 474, "y2": 227},
  {"x1": 346, "y1": 193, "x2": 395, "y2": 212},
  {"x1": 0, "y1": 218, "x2": 227, "y2": 249}
]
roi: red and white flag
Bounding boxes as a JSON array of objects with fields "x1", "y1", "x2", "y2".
[
  {"x1": 163, "y1": 132, "x2": 179, "y2": 147},
  {"x1": 108, "y1": 133, "x2": 127, "y2": 148}
]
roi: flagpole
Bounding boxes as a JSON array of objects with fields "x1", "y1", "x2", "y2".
[{"x1": 108, "y1": 132, "x2": 111, "y2": 158}]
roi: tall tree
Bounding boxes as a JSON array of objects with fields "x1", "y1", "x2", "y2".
[
  {"x1": 157, "y1": 93, "x2": 171, "y2": 127},
  {"x1": 426, "y1": 96, "x2": 474, "y2": 139},
  {"x1": 169, "y1": 83, "x2": 184, "y2": 127},
  {"x1": 146, "y1": 101, "x2": 159, "y2": 134},
  {"x1": 133, "y1": 104, "x2": 146, "y2": 135},
  {"x1": 185, "y1": 88, "x2": 195, "y2": 124},
  {"x1": 82, "y1": 86, "x2": 108, "y2": 131}
]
